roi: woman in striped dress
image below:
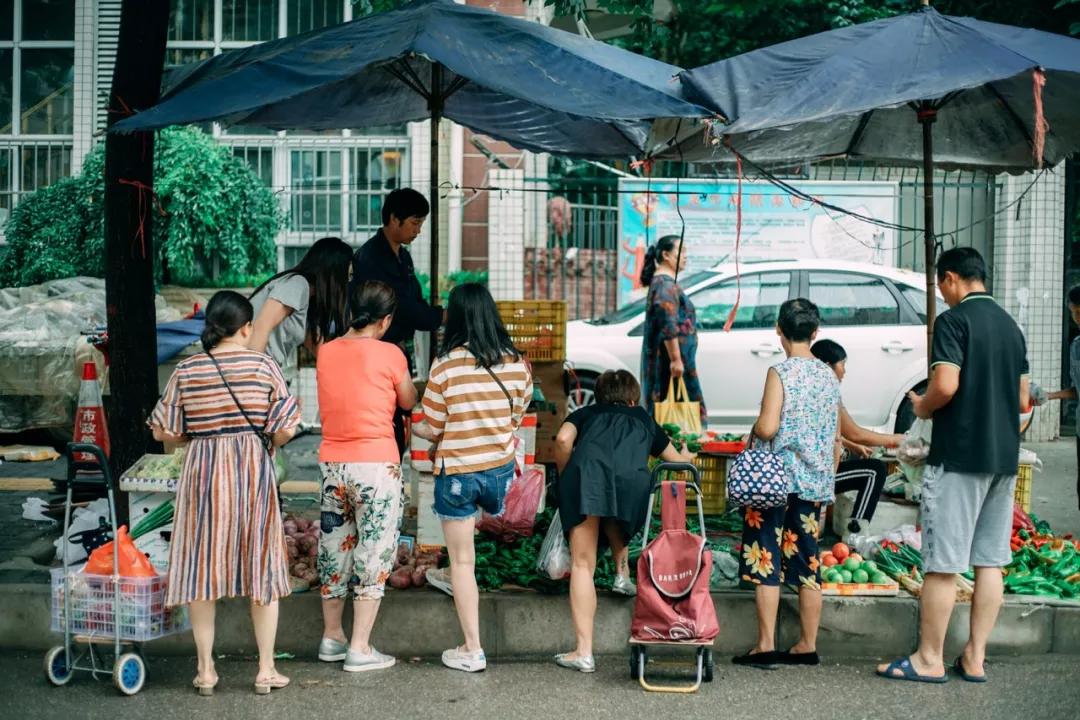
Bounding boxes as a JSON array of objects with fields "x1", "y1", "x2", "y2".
[{"x1": 150, "y1": 291, "x2": 301, "y2": 696}]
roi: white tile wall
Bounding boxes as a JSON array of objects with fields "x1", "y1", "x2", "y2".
[
  {"x1": 992, "y1": 167, "x2": 1067, "y2": 441},
  {"x1": 487, "y1": 168, "x2": 526, "y2": 301}
]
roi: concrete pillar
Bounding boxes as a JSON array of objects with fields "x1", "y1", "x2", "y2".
[{"x1": 487, "y1": 168, "x2": 526, "y2": 301}]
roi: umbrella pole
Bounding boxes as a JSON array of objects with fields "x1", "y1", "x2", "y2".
[
  {"x1": 429, "y1": 62, "x2": 443, "y2": 364},
  {"x1": 919, "y1": 106, "x2": 937, "y2": 374}
]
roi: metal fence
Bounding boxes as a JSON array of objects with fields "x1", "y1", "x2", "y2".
[{"x1": 523, "y1": 160, "x2": 999, "y2": 320}]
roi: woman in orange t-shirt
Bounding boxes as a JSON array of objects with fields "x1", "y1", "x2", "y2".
[{"x1": 314, "y1": 280, "x2": 416, "y2": 673}]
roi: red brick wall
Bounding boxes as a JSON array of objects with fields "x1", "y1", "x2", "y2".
[
  {"x1": 461, "y1": 1, "x2": 528, "y2": 270},
  {"x1": 524, "y1": 247, "x2": 618, "y2": 320}
]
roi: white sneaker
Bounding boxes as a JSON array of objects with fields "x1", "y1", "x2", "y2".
[
  {"x1": 612, "y1": 575, "x2": 637, "y2": 597},
  {"x1": 318, "y1": 637, "x2": 348, "y2": 662},
  {"x1": 343, "y1": 646, "x2": 396, "y2": 673},
  {"x1": 426, "y1": 567, "x2": 453, "y2": 597},
  {"x1": 441, "y1": 646, "x2": 486, "y2": 673}
]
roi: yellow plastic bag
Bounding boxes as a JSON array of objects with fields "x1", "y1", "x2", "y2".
[{"x1": 653, "y1": 378, "x2": 702, "y2": 435}]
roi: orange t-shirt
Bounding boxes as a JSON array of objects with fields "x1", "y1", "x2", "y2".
[{"x1": 316, "y1": 336, "x2": 408, "y2": 463}]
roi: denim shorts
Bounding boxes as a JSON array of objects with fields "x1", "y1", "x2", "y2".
[{"x1": 433, "y1": 461, "x2": 515, "y2": 520}]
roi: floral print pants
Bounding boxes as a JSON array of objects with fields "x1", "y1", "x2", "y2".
[
  {"x1": 317, "y1": 463, "x2": 405, "y2": 600},
  {"x1": 739, "y1": 495, "x2": 822, "y2": 590}
]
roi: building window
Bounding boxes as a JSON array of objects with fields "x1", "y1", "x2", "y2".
[
  {"x1": 290, "y1": 148, "x2": 343, "y2": 233},
  {"x1": 288, "y1": 0, "x2": 344, "y2": 35},
  {"x1": 223, "y1": 0, "x2": 279, "y2": 41},
  {"x1": 0, "y1": 0, "x2": 77, "y2": 138}
]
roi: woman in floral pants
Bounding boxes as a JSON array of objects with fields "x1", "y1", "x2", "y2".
[{"x1": 314, "y1": 281, "x2": 418, "y2": 673}]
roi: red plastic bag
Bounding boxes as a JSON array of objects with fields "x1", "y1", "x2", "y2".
[
  {"x1": 477, "y1": 465, "x2": 545, "y2": 540},
  {"x1": 82, "y1": 526, "x2": 156, "y2": 577}
]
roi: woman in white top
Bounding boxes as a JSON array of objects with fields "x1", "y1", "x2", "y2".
[{"x1": 249, "y1": 237, "x2": 353, "y2": 377}]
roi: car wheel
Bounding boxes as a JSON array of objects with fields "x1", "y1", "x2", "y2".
[
  {"x1": 567, "y1": 373, "x2": 597, "y2": 412},
  {"x1": 894, "y1": 382, "x2": 927, "y2": 434}
]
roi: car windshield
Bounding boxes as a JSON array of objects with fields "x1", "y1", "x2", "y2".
[
  {"x1": 898, "y1": 283, "x2": 946, "y2": 322},
  {"x1": 587, "y1": 271, "x2": 715, "y2": 325}
]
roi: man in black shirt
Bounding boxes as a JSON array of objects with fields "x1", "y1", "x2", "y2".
[
  {"x1": 878, "y1": 248, "x2": 1029, "y2": 685},
  {"x1": 352, "y1": 188, "x2": 444, "y2": 455}
]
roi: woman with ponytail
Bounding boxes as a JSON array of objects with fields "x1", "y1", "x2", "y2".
[
  {"x1": 149, "y1": 291, "x2": 301, "y2": 696},
  {"x1": 313, "y1": 281, "x2": 417, "y2": 673},
  {"x1": 640, "y1": 235, "x2": 706, "y2": 425}
]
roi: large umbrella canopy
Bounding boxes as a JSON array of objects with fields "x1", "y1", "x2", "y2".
[
  {"x1": 667, "y1": 4, "x2": 1080, "y2": 362},
  {"x1": 114, "y1": 0, "x2": 709, "y2": 324},
  {"x1": 114, "y1": 0, "x2": 706, "y2": 158},
  {"x1": 675, "y1": 5, "x2": 1080, "y2": 170}
]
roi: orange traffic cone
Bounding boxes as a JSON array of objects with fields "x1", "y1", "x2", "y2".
[{"x1": 73, "y1": 362, "x2": 110, "y2": 463}]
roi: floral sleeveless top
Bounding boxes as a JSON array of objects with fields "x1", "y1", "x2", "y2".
[{"x1": 772, "y1": 357, "x2": 841, "y2": 503}]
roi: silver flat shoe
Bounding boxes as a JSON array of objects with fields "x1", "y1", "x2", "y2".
[
  {"x1": 612, "y1": 575, "x2": 637, "y2": 597},
  {"x1": 318, "y1": 637, "x2": 348, "y2": 662},
  {"x1": 555, "y1": 653, "x2": 596, "y2": 673}
]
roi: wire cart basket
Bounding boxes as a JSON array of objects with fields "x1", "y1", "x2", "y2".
[{"x1": 44, "y1": 443, "x2": 189, "y2": 695}]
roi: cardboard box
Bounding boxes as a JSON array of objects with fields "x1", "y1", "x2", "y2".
[{"x1": 531, "y1": 362, "x2": 567, "y2": 464}]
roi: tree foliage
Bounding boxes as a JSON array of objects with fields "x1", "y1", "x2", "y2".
[{"x1": 0, "y1": 126, "x2": 283, "y2": 288}]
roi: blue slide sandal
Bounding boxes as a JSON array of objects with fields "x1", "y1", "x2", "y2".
[{"x1": 876, "y1": 657, "x2": 949, "y2": 684}]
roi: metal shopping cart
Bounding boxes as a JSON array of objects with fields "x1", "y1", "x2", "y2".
[{"x1": 44, "y1": 443, "x2": 189, "y2": 695}]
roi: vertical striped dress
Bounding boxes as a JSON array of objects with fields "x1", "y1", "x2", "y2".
[{"x1": 150, "y1": 349, "x2": 301, "y2": 607}]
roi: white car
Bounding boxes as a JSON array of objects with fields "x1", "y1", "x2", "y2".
[{"x1": 566, "y1": 260, "x2": 941, "y2": 434}]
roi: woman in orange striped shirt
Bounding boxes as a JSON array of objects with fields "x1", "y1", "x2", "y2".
[{"x1": 419, "y1": 284, "x2": 532, "y2": 673}]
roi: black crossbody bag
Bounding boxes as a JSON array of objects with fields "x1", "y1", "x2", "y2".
[{"x1": 207, "y1": 352, "x2": 275, "y2": 454}]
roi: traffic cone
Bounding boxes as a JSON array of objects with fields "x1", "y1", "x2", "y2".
[{"x1": 73, "y1": 361, "x2": 110, "y2": 464}]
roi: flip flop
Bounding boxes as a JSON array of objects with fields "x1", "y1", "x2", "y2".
[
  {"x1": 953, "y1": 655, "x2": 987, "y2": 683},
  {"x1": 876, "y1": 657, "x2": 948, "y2": 684}
]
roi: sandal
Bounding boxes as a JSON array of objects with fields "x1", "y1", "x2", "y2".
[
  {"x1": 953, "y1": 655, "x2": 987, "y2": 683},
  {"x1": 254, "y1": 670, "x2": 290, "y2": 695},
  {"x1": 876, "y1": 657, "x2": 948, "y2": 684},
  {"x1": 192, "y1": 673, "x2": 218, "y2": 697}
]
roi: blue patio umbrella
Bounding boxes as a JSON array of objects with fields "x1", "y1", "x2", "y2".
[
  {"x1": 114, "y1": 0, "x2": 709, "y2": 306},
  {"x1": 671, "y1": 1, "x2": 1080, "y2": 351}
]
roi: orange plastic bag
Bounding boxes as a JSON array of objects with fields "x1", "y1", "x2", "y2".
[{"x1": 82, "y1": 526, "x2": 156, "y2": 577}]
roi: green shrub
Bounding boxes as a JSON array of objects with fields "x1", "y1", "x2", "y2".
[{"x1": 0, "y1": 126, "x2": 283, "y2": 288}]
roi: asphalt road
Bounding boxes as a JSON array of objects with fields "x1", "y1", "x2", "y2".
[{"x1": 5, "y1": 651, "x2": 1079, "y2": 720}]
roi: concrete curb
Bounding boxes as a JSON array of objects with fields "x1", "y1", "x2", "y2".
[{"x1": 3, "y1": 583, "x2": 1079, "y2": 659}]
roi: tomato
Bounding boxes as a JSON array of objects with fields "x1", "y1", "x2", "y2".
[
  {"x1": 831, "y1": 542, "x2": 850, "y2": 562},
  {"x1": 821, "y1": 554, "x2": 838, "y2": 568}
]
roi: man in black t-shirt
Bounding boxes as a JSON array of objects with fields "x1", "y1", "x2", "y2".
[
  {"x1": 878, "y1": 248, "x2": 1029, "y2": 685},
  {"x1": 351, "y1": 188, "x2": 445, "y2": 456}
]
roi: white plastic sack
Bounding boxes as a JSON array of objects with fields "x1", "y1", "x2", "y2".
[
  {"x1": 537, "y1": 511, "x2": 571, "y2": 580},
  {"x1": 1018, "y1": 447, "x2": 1042, "y2": 472},
  {"x1": 21, "y1": 497, "x2": 56, "y2": 524},
  {"x1": 52, "y1": 498, "x2": 110, "y2": 564}
]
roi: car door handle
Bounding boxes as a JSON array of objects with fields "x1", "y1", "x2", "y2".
[
  {"x1": 752, "y1": 345, "x2": 784, "y2": 357},
  {"x1": 881, "y1": 341, "x2": 914, "y2": 353}
]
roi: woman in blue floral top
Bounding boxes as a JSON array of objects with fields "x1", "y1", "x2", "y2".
[
  {"x1": 734, "y1": 298, "x2": 841, "y2": 671},
  {"x1": 640, "y1": 235, "x2": 707, "y2": 426}
]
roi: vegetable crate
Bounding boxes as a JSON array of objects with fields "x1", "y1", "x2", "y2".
[
  {"x1": 496, "y1": 300, "x2": 567, "y2": 362},
  {"x1": 661, "y1": 454, "x2": 726, "y2": 515},
  {"x1": 820, "y1": 580, "x2": 900, "y2": 597},
  {"x1": 1014, "y1": 464, "x2": 1033, "y2": 513},
  {"x1": 50, "y1": 568, "x2": 189, "y2": 642}
]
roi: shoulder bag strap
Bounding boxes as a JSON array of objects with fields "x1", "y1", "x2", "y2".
[
  {"x1": 482, "y1": 364, "x2": 514, "y2": 413},
  {"x1": 207, "y1": 352, "x2": 273, "y2": 453}
]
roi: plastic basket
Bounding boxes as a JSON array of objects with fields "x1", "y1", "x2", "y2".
[
  {"x1": 496, "y1": 301, "x2": 567, "y2": 362},
  {"x1": 50, "y1": 568, "x2": 190, "y2": 642},
  {"x1": 1014, "y1": 464, "x2": 1033, "y2": 513}
]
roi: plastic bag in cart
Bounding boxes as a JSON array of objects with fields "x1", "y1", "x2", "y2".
[
  {"x1": 53, "y1": 498, "x2": 110, "y2": 563},
  {"x1": 476, "y1": 464, "x2": 545, "y2": 539},
  {"x1": 83, "y1": 525, "x2": 156, "y2": 577},
  {"x1": 537, "y1": 511, "x2": 571, "y2": 580}
]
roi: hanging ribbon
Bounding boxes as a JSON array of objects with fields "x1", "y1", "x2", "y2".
[
  {"x1": 723, "y1": 142, "x2": 743, "y2": 333},
  {"x1": 117, "y1": 178, "x2": 165, "y2": 259},
  {"x1": 1032, "y1": 68, "x2": 1048, "y2": 170}
]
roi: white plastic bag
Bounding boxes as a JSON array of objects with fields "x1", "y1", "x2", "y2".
[
  {"x1": 537, "y1": 511, "x2": 571, "y2": 580},
  {"x1": 21, "y1": 497, "x2": 56, "y2": 524},
  {"x1": 53, "y1": 498, "x2": 110, "y2": 563}
]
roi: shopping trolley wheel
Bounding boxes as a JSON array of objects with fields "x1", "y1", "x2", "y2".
[
  {"x1": 44, "y1": 646, "x2": 73, "y2": 686},
  {"x1": 113, "y1": 653, "x2": 145, "y2": 696},
  {"x1": 702, "y1": 648, "x2": 714, "y2": 683},
  {"x1": 629, "y1": 645, "x2": 645, "y2": 680}
]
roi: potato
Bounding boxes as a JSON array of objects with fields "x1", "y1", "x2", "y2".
[
  {"x1": 388, "y1": 569, "x2": 412, "y2": 589},
  {"x1": 411, "y1": 569, "x2": 426, "y2": 587},
  {"x1": 283, "y1": 520, "x2": 298, "y2": 536}
]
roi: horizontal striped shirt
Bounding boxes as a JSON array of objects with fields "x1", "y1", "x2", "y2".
[{"x1": 422, "y1": 348, "x2": 532, "y2": 476}]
